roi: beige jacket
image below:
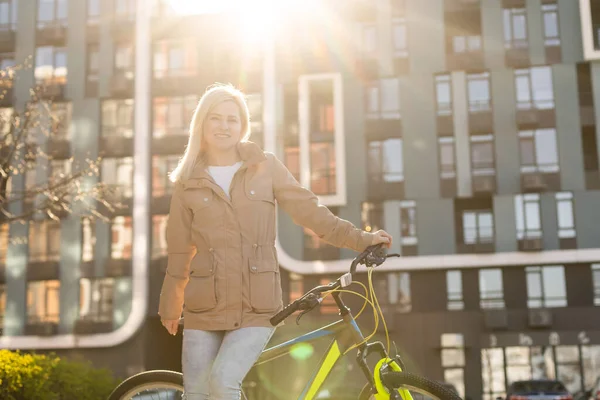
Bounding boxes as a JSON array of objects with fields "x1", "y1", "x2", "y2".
[{"x1": 158, "y1": 141, "x2": 376, "y2": 330}]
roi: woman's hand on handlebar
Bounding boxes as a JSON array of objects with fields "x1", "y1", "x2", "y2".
[{"x1": 371, "y1": 229, "x2": 393, "y2": 248}]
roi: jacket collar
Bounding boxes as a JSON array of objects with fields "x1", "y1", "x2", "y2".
[{"x1": 188, "y1": 141, "x2": 266, "y2": 181}]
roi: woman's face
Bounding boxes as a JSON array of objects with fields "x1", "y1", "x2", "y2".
[{"x1": 202, "y1": 100, "x2": 243, "y2": 154}]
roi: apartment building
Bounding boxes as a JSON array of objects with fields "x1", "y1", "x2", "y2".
[{"x1": 1, "y1": 0, "x2": 600, "y2": 398}]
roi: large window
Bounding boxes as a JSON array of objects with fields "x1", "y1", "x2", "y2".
[
  {"x1": 503, "y1": 7, "x2": 528, "y2": 49},
  {"x1": 29, "y1": 220, "x2": 61, "y2": 263},
  {"x1": 35, "y1": 46, "x2": 67, "y2": 86},
  {"x1": 452, "y1": 34, "x2": 482, "y2": 54},
  {"x1": 435, "y1": 74, "x2": 452, "y2": 116},
  {"x1": 515, "y1": 194, "x2": 542, "y2": 240},
  {"x1": 111, "y1": 216, "x2": 132, "y2": 259},
  {"x1": 526, "y1": 265, "x2": 567, "y2": 308},
  {"x1": 27, "y1": 279, "x2": 60, "y2": 323},
  {"x1": 37, "y1": 0, "x2": 67, "y2": 28},
  {"x1": 518, "y1": 128, "x2": 559, "y2": 173},
  {"x1": 447, "y1": 270, "x2": 464, "y2": 310},
  {"x1": 479, "y1": 268, "x2": 505, "y2": 309},
  {"x1": 358, "y1": 22, "x2": 377, "y2": 57},
  {"x1": 102, "y1": 99, "x2": 134, "y2": 137},
  {"x1": 515, "y1": 67, "x2": 554, "y2": 110},
  {"x1": 467, "y1": 71, "x2": 491, "y2": 112},
  {"x1": 87, "y1": 0, "x2": 100, "y2": 24},
  {"x1": 101, "y1": 157, "x2": 134, "y2": 198},
  {"x1": 79, "y1": 278, "x2": 113, "y2": 322},
  {"x1": 556, "y1": 192, "x2": 575, "y2": 239},
  {"x1": 542, "y1": 3, "x2": 560, "y2": 47},
  {"x1": 400, "y1": 200, "x2": 418, "y2": 248},
  {"x1": 368, "y1": 138, "x2": 404, "y2": 182},
  {"x1": 438, "y1": 137, "x2": 456, "y2": 178},
  {"x1": 392, "y1": 17, "x2": 408, "y2": 57},
  {"x1": 152, "y1": 215, "x2": 168, "y2": 259},
  {"x1": 471, "y1": 134, "x2": 495, "y2": 176},
  {"x1": 153, "y1": 96, "x2": 197, "y2": 138},
  {"x1": 153, "y1": 39, "x2": 197, "y2": 79},
  {"x1": 365, "y1": 78, "x2": 401, "y2": 119},
  {"x1": 441, "y1": 334, "x2": 466, "y2": 398},
  {"x1": 0, "y1": 0, "x2": 17, "y2": 30},
  {"x1": 114, "y1": 42, "x2": 134, "y2": 78},
  {"x1": 152, "y1": 155, "x2": 178, "y2": 197},
  {"x1": 462, "y1": 210, "x2": 494, "y2": 245}
]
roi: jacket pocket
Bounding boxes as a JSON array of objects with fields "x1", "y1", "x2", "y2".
[
  {"x1": 184, "y1": 256, "x2": 217, "y2": 313},
  {"x1": 248, "y1": 258, "x2": 281, "y2": 313}
]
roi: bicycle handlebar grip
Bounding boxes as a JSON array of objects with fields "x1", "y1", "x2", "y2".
[{"x1": 270, "y1": 301, "x2": 300, "y2": 326}]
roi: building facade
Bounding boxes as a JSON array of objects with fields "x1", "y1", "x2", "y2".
[{"x1": 1, "y1": 0, "x2": 600, "y2": 398}]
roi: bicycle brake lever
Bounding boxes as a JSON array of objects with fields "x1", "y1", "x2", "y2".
[
  {"x1": 295, "y1": 294, "x2": 322, "y2": 325},
  {"x1": 296, "y1": 309, "x2": 310, "y2": 325}
]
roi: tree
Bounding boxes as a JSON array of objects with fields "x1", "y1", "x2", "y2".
[{"x1": 0, "y1": 64, "x2": 120, "y2": 227}]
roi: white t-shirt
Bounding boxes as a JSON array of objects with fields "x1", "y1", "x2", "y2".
[{"x1": 207, "y1": 161, "x2": 243, "y2": 198}]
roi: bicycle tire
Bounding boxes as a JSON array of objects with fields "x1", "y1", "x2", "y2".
[
  {"x1": 358, "y1": 371, "x2": 462, "y2": 400},
  {"x1": 107, "y1": 370, "x2": 184, "y2": 400}
]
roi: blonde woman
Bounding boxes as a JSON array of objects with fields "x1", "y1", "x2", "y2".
[{"x1": 159, "y1": 83, "x2": 393, "y2": 399}]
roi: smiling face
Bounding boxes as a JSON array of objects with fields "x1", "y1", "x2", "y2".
[{"x1": 202, "y1": 100, "x2": 243, "y2": 155}]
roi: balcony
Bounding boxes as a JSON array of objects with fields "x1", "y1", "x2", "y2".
[
  {"x1": 364, "y1": 119, "x2": 403, "y2": 141},
  {"x1": 518, "y1": 237, "x2": 543, "y2": 252},
  {"x1": 0, "y1": 28, "x2": 15, "y2": 52},
  {"x1": 528, "y1": 308, "x2": 552, "y2": 328},
  {"x1": 38, "y1": 81, "x2": 66, "y2": 100},
  {"x1": 36, "y1": 22, "x2": 67, "y2": 46},
  {"x1": 468, "y1": 107, "x2": 493, "y2": 134},
  {"x1": 24, "y1": 321, "x2": 58, "y2": 336},
  {"x1": 579, "y1": 91, "x2": 595, "y2": 126},
  {"x1": 0, "y1": 86, "x2": 13, "y2": 108},
  {"x1": 521, "y1": 172, "x2": 547, "y2": 192},
  {"x1": 472, "y1": 174, "x2": 496, "y2": 195},
  {"x1": 74, "y1": 318, "x2": 113, "y2": 334},
  {"x1": 367, "y1": 178, "x2": 405, "y2": 201},
  {"x1": 436, "y1": 114, "x2": 454, "y2": 136},
  {"x1": 105, "y1": 258, "x2": 132, "y2": 277},
  {"x1": 109, "y1": 72, "x2": 134, "y2": 98},
  {"x1": 457, "y1": 241, "x2": 495, "y2": 254},
  {"x1": 99, "y1": 136, "x2": 134, "y2": 158},
  {"x1": 505, "y1": 45, "x2": 530, "y2": 68},
  {"x1": 447, "y1": 50, "x2": 485, "y2": 71},
  {"x1": 47, "y1": 136, "x2": 71, "y2": 159},
  {"x1": 153, "y1": 73, "x2": 200, "y2": 97},
  {"x1": 152, "y1": 133, "x2": 187, "y2": 156},
  {"x1": 515, "y1": 107, "x2": 556, "y2": 129}
]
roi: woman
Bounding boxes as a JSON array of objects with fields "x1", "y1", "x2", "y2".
[{"x1": 159, "y1": 83, "x2": 393, "y2": 400}]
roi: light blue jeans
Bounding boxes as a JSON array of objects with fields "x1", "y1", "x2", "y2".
[{"x1": 182, "y1": 327, "x2": 275, "y2": 400}]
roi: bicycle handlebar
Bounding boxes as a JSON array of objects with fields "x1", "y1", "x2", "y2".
[{"x1": 270, "y1": 244, "x2": 397, "y2": 326}]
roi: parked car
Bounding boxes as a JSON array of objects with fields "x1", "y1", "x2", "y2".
[{"x1": 498, "y1": 380, "x2": 572, "y2": 400}]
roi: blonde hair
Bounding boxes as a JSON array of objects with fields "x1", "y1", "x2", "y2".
[{"x1": 169, "y1": 83, "x2": 252, "y2": 183}]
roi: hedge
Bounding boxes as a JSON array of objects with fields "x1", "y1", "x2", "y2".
[{"x1": 0, "y1": 350, "x2": 121, "y2": 400}]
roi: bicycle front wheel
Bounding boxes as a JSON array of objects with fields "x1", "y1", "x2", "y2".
[
  {"x1": 108, "y1": 370, "x2": 184, "y2": 400},
  {"x1": 358, "y1": 371, "x2": 462, "y2": 400}
]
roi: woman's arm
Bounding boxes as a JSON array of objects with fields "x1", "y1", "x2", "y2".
[
  {"x1": 269, "y1": 153, "x2": 390, "y2": 252},
  {"x1": 158, "y1": 182, "x2": 196, "y2": 323}
]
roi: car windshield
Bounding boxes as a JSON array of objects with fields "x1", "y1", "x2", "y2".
[{"x1": 512, "y1": 381, "x2": 567, "y2": 393}]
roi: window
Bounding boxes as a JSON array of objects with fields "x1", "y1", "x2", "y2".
[
  {"x1": 153, "y1": 39, "x2": 197, "y2": 79},
  {"x1": 447, "y1": 270, "x2": 464, "y2": 310},
  {"x1": 592, "y1": 264, "x2": 600, "y2": 306},
  {"x1": 503, "y1": 8, "x2": 528, "y2": 49},
  {"x1": 479, "y1": 268, "x2": 505, "y2": 308},
  {"x1": 114, "y1": 42, "x2": 134, "y2": 78},
  {"x1": 102, "y1": 99, "x2": 134, "y2": 138},
  {"x1": 49, "y1": 101, "x2": 72, "y2": 140},
  {"x1": 368, "y1": 138, "x2": 404, "y2": 182},
  {"x1": 310, "y1": 142, "x2": 336, "y2": 195},
  {"x1": 284, "y1": 146, "x2": 300, "y2": 182},
  {"x1": 471, "y1": 134, "x2": 495, "y2": 176},
  {"x1": 515, "y1": 67, "x2": 554, "y2": 110},
  {"x1": 101, "y1": 157, "x2": 134, "y2": 198},
  {"x1": 556, "y1": 192, "x2": 575, "y2": 239},
  {"x1": 27, "y1": 280, "x2": 60, "y2": 323},
  {"x1": 29, "y1": 220, "x2": 61, "y2": 262},
  {"x1": 392, "y1": 17, "x2": 407, "y2": 57},
  {"x1": 467, "y1": 72, "x2": 491, "y2": 112},
  {"x1": 49, "y1": 159, "x2": 71, "y2": 185},
  {"x1": 0, "y1": 223, "x2": 7, "y2": 265},
  {"x1": 365, "y1": 78, "x2": 401, "y2": 119},
  {"x1": 0, "y1": 52, "x2": 14, "y2": 70},
  {"x1": 361, "y1": 202, "x2": 383, "y2": 233},
  {"x1": 82, "y1": 217, "x2": 95, "y2": 262},
  {"x1": 115, "y1": 0, "x2": 135, "y2": 20},
  {"x1": 542, "y1": 3, "x2": 560, "y2": 47},
  {"x1": 86, "y1": 44, "x2": 99, "y2": 86},
  {"x1": 37, "y1": 0, "x2": 67, "y2": 28},
  {"x1": 400, "y1": 200, "x2": 417, "y2": 246},
  {"x1": 152, "y1": 215, "x2": 168, "y2": 259},
  {"x1": 387, "y1": 272, "x2": 411, "y2": 312},
  {"x1": 359, "y1": 22, "x2": 377, "y2": 57},
  {"x1": 79, "y1": 278, "x2": 114, "y2": 322},
  {"x1": 441, "y1": 334, "x2": 466, "y2": 399},
  {"x1": 452, "y1": 35, "x2": 482, "y2": 53},
  {"x1": 0, "y1": 0, "x2": 17, "y2": 30},
  {"x1": 462, "y1": 210, "x2": 494, "y2": 245},
  {"x1": 514, "y1": 194, "x2": 542, "y2": 240},
  {"x1": 482, "y1": 348, "x2": 506, "y2": 400},
  {"x1": 435, "y1": 74, "x2": 452, "y2": 116},
  {"x1": 153, "y1": 96, "x2": 197, "y2": 138},
  {"x1": 526, "y1": 265, "x2": 567, "y2": 308},
  {"x1": 152, "y1": 155, "x2": 178, "y2": 197},
  {"x1": 111, "y1": 216, "x2": 132, "y2": 259},
  {"x1": 87, "y1": 0, "x2": 100, "y2": 24},
  {"x1": 35, "y1": 46, "x2": 67, "y2": 85},
  {"x1": 439, "y1": 137, "x2": 456, "y2": 178},
  {"x1": 518, "y1": 129, "x2": 559, "y2": 173}
]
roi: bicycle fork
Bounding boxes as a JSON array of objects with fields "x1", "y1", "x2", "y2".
[{"x1": 356, "y1": 342, "x2": 413, "y2": 400}]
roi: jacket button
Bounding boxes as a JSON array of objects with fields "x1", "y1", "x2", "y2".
[
  {"x1": 250, "y1": 190, "x2": 255, "y2": 195},
  {"x1": 252, "y1": 244, "x2": 258, "y2": 249},
  {"x1": 204, "y1": 197, "x2": 209, "y2": 202},
  {"x1": 251, "y1": 266, "x2": 257, "y2": 272}
]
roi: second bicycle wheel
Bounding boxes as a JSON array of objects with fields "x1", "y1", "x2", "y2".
[
  {"x1": 107, "y1": 370, "x2": 184, "y2": 400},
  {"x1": 358, "y1": 371, "x2": 462, "y2": 400}
]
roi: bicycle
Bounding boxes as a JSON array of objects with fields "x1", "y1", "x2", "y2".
[{"x1": 108, "y1": 244, "x2": 463, "y2": 400}]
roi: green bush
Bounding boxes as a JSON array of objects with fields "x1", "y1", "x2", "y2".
[{"x1": 0, "y1": 350, "x2": 121, "y2": 400}]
